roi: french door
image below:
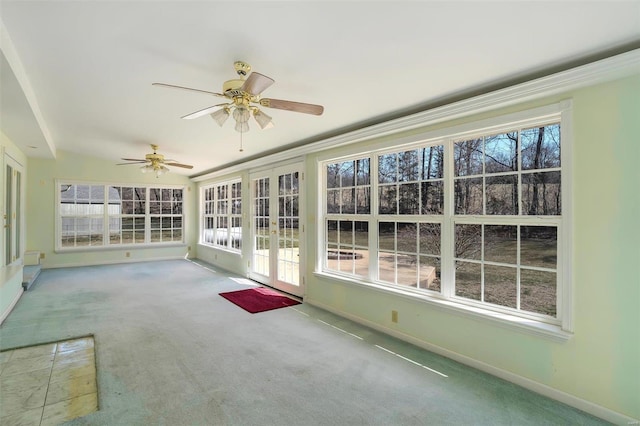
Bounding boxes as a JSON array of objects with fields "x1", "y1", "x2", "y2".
[
  {"x1": 4, "y1": 154, "x2": 24, "y2": 266},
  {"x1": 249, "y1": 164, "x2": 304, "y2": 297}
]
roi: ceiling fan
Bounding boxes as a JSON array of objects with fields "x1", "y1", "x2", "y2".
[
  {"x1": 117, "y1": 144, "x2": 193, "y2": 177},
  {"x1": 153, "y1": 61, "x2": 324, "y2": 133}
]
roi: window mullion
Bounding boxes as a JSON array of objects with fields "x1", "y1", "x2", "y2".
[
  {"x1": 370, "y1": 155, "x2": 379, "y2": 282},
  {"x1": 102, "y1": 184, "x2": 109, "y2": 246},
  {"x1": 441, "y1": 139, "x2": 455, "y2": 298}
]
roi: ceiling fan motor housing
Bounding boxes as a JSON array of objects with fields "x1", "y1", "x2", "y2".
[
  {"x1": 145, "y1": 153, "x2": 164, "y2": 162},
  {"x1": 222, "y1": 79, "x2": 245, "y2": 96}
]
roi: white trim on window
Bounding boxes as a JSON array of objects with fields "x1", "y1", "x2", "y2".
[
  {"x1": 55, "y1": 180, "x2": 186, "y2": 252},
  {"x1": 318, "y1": 101, "x2": 573, "y2": 337},
  {"x1": 200, "y1": 178, "x2": 242, "y2": 253}
]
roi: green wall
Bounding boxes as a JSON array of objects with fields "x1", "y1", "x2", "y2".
[
  {"x1": 303, "y1": 75, "x2": 640, "y2": 420},
  {"x1": 26, "y1": 150, "x2": 198, "y2": 268}
]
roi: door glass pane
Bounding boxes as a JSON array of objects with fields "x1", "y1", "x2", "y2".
[
  {"x1": 277, "y1": 172, "x2": 300, "y2": 286},
  {"x1": 253, "y1": 178, "x2": 270, "y2": 277}
]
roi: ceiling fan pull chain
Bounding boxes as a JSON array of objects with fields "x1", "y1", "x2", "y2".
[{"x1": 239, "y1": 128, "x2": 244, "y2": 152}]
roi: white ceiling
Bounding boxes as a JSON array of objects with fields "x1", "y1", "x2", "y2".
[{"x1": 1, "y1": 1, "x2": 639, "y2": 177}]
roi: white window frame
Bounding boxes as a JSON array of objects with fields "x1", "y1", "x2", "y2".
[
  {"x1": 317, "y1": 102, "x2": 573, "y2": 339},
  {"x1": 200, "y1": 179, "x2": 242, "y2": 252},
  {"x1": 55, "y1": 181, "x2": 186, "y2": 252}
]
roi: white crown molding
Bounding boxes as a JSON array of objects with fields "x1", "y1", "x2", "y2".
[{"x1": 191, "y1": 48, "x2": 640, "y2": 183}]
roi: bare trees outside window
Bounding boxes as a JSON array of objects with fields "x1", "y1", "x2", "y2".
[{"x1": 322, "y1": 116, "x2": 564, "y2": 324}]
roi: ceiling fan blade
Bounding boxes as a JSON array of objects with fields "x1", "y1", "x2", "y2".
[
  {"x1": 120, "y1": 158, "x2": 147, "y2": 162},
  {"x1": 152, "y1": 82, "x2": 225, "y2": 98},
  {"x1": 165, "y1": 162, "x2": 194, "y2": 169},
  {"x1": 240, "y1": 72, "x2": 274, "y2": 96},
  {"x1": 260, "y1": 98, "x2": 324, "y2": 115},
  {"x1": 117, "y1": 161, "x2": 148, "y2": 165},
  {"x1": 181, "y1": 103, "x2": 229, "y2": 120}
]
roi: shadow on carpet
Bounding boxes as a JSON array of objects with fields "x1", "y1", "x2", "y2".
[{"x1": 219, "y1": 287, "x2": 301, "y2": 313}]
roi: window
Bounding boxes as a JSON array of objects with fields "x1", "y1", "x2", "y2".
[
  {"x1": 320, "y1": 106, "x2": 568, "y2": 329},
  {"x1": 58, "y1": 183, "x2": 184, "y2": 249},
  {"x1": 202, "y1": 180, "x2": 242, "y2": 251}
]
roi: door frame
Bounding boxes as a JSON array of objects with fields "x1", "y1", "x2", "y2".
[
  {"x1": 3, "y1": 152, "x2": 25, "y2": 267},
  {"x1": 248, "y1": 162, "x2": 305, "y2": 297}
]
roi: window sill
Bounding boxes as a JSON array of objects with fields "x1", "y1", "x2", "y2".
[{"x1": 313, "y1": 271, "x2": 573, "y2": 343}]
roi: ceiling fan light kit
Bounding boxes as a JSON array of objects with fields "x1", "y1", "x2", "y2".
[
  {"x1": 153, "y1": 60, "x2": 324, "y2": 140},
  {"x1": 210, "y1": 107, "x2": 230, "y2": 126}
]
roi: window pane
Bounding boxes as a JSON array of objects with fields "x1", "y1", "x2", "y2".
[
  {"x1": 378, "y1": 222, "x2": 395, "y2": 251},
  {"x1": 398, "y1": 183, "x2": 420, "y2": 215},
  {"x1": 378, "y1": 252, "x2": 395, "y2": 283},
  {"x1": 327, "y1": 220, "x2": 338, "y2": 244},
  {"x1": 378, "y1": 185, "x2": 397, "y2": 214},
  {"x1": 327, "y1": 163, "x2": 341, "y2": 189},
  {"x1": 398, "y1": 150, "x2": 420, "y2": 182},
  {"x1": 522, "y1": 171, "x2": 561, "y2": 215},
  {"x1": 485, "y1": 175, "x2": 517, "y2": 215},
  {"x1": 341, "y1": 189, "x2": 355, "y2": 214},
  {"x1": 421, "y1": 181, "x2": 443, "y2": 215},
  {"x1": 521, "y1": 124, "x2": 561, "y2": 170},
  {"x1": 484, "y1": 225, "x2": 517, "y2": 264},
  {"x1": 150, "y1": 201, "x2": 161, "y2": 214},
  {"x1": 378, "y1": 153, "x2": 397, "y2": 183},
  {"x1": 455, "y1": 261, "x2": 481, "y2": 300},
  {"x1": 327, "y1": 189, "x2": 340, "y2": 213},
  {"x1": 521, "y1": 226, "x2": 557, "y2": 269},
  {"x1": 340, "y1": 161, "x2": 355, "y2": 187},
  {"x1": 454, "y1": 178, "x2": 483, "y2": 215},
  {"x1": 339, "y1": 221, "x2": 353, "y2": 246},
  {"x1": 355, "y1": 187, "x2": 370, "y2": 214},
  {"x1": 419, "y1": 223, "x2": 440, "y2": 256},
  {"x1": 454, "y1": 139, "x2": 482, "y2": 176},
  {"x1": 356, "y1": 158, "x2": 370, "y2": 185},
  {"x1": 521, "y1": 269, "x2": 557, "y2": 316},
  {"x1": 150, "y1": 216, "x2": 161, "y2": 229},
  {"x1": 455, "y1": 224, "x2": 481, "y2": 260},
  {"x1": 484, "y1": 265, "x2": 517, "y2": 308},
  {"x1": 122, "y1": 201, "x2": 133, "y2": 214},
  {"x1": 397, "y1": 254, "x2": 418, "y2": 286},
  {"x1": 354, "y1": 221, "x2": 369, "y2": 247},
  {"x1": 421, "y1": 146, "x2": 444, "y2": 179},
  {"x1": 397, "y1": 222, "x2": 417, "y2": 253},
  {"x1": 484, "y1": 132, "x2": 517, "y2": 174},
  {"x1": 419, "y1": 256, "x2": 440, "y2": 292}
]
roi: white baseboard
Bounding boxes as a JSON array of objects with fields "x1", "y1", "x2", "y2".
[
  {"x1": 306, "y1": 298, "x2": 638, "y2": 425},
  {"x1": 0, "y1": 287, "x2": 23, "y2": 326}
]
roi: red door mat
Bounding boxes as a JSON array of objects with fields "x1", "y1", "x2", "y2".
[{"x1": 219, "y1": 287, "x2": 301, "y2": 313}]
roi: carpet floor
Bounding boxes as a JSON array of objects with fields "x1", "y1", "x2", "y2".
[{"x1": 0, "y1": 259, "x2": 609, "y2": 425}]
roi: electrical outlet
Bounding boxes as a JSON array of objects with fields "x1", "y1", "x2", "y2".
[
  {"x1": 40, "y1": 253, "x2": 45, "y2": 259},
  {"x1": 188, "y1": 246, "x2": 191, "y2": 251},
  {"x1": 125, "y1": 252, "x2": 130, "y2": 258},
  {"x1": 391, "y1": 310, "x2": 398, "y2": 323}
]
